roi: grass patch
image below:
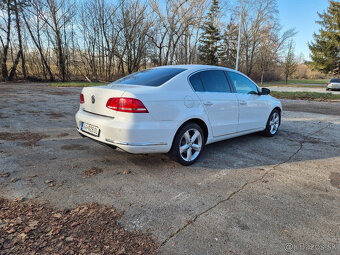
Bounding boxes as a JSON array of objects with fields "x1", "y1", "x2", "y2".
[
  {"x1": 49, "y1": 82, "x2": 108, "y2": 87},
  {"x1": 263, "y1": 79, "x2": 329, "y2": 85},
  {"x1": 271, "y1": 91, "x2": 340, "y2": 101}
]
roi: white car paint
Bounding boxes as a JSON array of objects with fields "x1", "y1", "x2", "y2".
[
  {"x1": 75, "y1": 65, "x2": 282, "y2": 155},
  {"x1": 327, "y1": 79, "x2": 340, "y2": 90}
]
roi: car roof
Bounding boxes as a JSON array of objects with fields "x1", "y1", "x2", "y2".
[{"x1": 155, "y1": 64, "x2": 239, "y2": 73}]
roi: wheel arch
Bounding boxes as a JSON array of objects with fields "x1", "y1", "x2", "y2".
[
  {"x1": 174, "y1": 118, "x2": 209, "y2": 145},
  {"x1": 272, "y1": 106, "x2": 282, "y2": 125}
]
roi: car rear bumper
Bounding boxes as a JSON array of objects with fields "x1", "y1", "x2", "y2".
[{"x1": 75, "y1": 108, "x2": 174, "y2": 153}]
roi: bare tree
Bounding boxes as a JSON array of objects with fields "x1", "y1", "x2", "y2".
[
  {"x1": 0, "y1": 0, "x2": 13, "y2": 80},
  {"x1": 13, "y1": 0, "x2": 27, "y2": 79},
  {"x1": 38, "y1": 0, "x2": 75, "y2": 81},
  {"x1": 116, "y1": 0, "x2": 151, "y2": 74},
  {"x1": 149, "y1": 0, "x2": 207, "y2": 66},
  {"x1": 24, "y1": 0, "x2": 54, "y2": 80}
]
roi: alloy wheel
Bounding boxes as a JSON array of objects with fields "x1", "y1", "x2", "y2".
[
  {"x1": 269, "y1": 112, "x2": 280, "y2": 135},
  {"x1": 179, "y1": 128, "x2": 203, "y2": 162}
]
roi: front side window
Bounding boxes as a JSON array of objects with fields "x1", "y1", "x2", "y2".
[
  {"x1": 227, "y1": 72, "x2": 259, "y2": 94},
  {"x1": 191, "y1": 70, "x2": 231, "y2": 92},
  {"x1": 113, "y1": 68, "x2": 186, "y2": 87}
]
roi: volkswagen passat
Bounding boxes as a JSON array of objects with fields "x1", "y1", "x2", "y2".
[
  {"x1": 326, "y1": 78, "x2": 340, "y2": 90},
  {"x1": 75, "y1": 65, "x2": 282, "y2": 165}
]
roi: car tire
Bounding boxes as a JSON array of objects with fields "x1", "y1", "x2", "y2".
[
  {"x1": 262, "y1": 109, "x2": 281, "y2": 137},
  {"x1": 326, "y1": 88, "x2": 330, "y2": 91},
  {"x1": 169, "y1": 123, "x2": 205, "y2": 166}
]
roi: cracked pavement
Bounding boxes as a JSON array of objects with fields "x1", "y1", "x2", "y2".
[{"x1": 1, "y1": 83, "x2": 340, "y2": 254}]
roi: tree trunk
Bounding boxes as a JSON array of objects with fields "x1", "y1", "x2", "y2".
[
  {"x1": 14, "y1": 0, "x2": 27, "y2": 79},
  {"x1": 8, "y1": 51, "x2": 21, "y2": 81},
  {"x1": 1, "y1": 1, "x2": 11, "y2": 81},
  {"x1": 1, "y1": 45, "x2": 9, "y2": 81},
  {"x1": 56, "y1": 30, "x2": 66, "y2": 81}
]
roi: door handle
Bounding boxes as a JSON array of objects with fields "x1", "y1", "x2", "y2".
[
  {"x1": 204, "y1": 101, "x2": 213, "y2": 106},
  {"x1": 239, "y1": 101, "x2": 247, "y2": 106}
]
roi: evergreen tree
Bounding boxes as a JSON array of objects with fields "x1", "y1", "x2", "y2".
[
  {"x1": 282, "y1": 40, "x2": 297, "y2": 84},
  {"x1": 198, "y1": 0, "x2": 223, "y2": 65},
  {"x1": 309, "y1": 1, "x2": 340, "y2": 76},
  {"x1": 220, "y1": 18, "x2": 238, "y2": 68}
]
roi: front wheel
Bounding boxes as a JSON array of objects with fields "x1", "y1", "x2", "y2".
[
  {"x1": 169, "y1": 123, "x2": 204, "y2": 166},
  {"x1": 262, "y1": 110, "x2": 281, "y2": 137}
]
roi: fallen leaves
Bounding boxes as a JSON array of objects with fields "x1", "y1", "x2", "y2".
[
  {"x1": 83, "y1": 167, "x2": 103, "y2": 177},
  {"x1": 123, "y1": 169, "x2": 131, "y2": 175},
  {"x1": 1, "y1": 172, "x2": 10, "y2": 178},
  {"x1": 0, "y1": 132, "x2": 49, "y2": 146},
  {"x1": 11, "y1": 177, "x2": 19, "y2": 183},
  {"x1": 0, "y1": 197, "x2": 158, "y2": 254}
]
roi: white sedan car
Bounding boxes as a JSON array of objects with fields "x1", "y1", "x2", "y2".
[
  {"x1": 75, "y1": 65, "x2": 282, "y2": 165},
  {"x1": 326, "y1": 78, "x2": 340, "y2": 90}
]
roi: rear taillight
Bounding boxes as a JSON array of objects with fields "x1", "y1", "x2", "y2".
[
  {"x1": 327, "y1": 83, "x2": 331, "y2": 85},
  {"x1": 106, "y1": 97, "x2": 148, "y2": 113},
  {"x1": 80, "y1": 93, "x2": 85, "y2": 104}
]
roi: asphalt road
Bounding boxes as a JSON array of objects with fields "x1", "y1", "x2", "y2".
[{"x1": 1, "y1": 83, "x2": 339, "y2": 254}]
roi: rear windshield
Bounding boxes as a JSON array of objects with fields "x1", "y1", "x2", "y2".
[
  {"x1": 113, "y1": 68, "x2": 186, "y2": 87},
  {"x1": 330, "y1": 78, "x2": 340, "y2": 83}
]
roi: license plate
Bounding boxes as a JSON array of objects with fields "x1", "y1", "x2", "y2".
[{"x1": 81, "y1": 122, "x2": 100, "y2": 137}]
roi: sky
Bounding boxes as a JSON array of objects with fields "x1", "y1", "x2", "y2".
[{"x1": 277, "y1": 0, "x2": 330, "y2": 60}]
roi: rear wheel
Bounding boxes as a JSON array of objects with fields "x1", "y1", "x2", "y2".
[
  {"x1": 262, "y1": 109, "x2": 281, "y2": 137},
  {"x1": 169, "y1": 123, "x2": 204, "y2": 166}
]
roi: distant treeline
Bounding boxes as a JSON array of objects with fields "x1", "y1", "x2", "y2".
[{"x1": 0, "y1": 0, "x2": 299, "y2": 82}]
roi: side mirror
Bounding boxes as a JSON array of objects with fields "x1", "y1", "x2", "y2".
[{"x1": 261, "y1": 88, "x2": 271, "y2": 95}]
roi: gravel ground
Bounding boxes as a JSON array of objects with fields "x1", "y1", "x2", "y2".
[{"x1": 0, "y1": 83, "x2": 339, "y2": 254}]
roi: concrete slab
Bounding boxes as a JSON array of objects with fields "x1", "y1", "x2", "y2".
[{"x1": 0, "y1": 83, "x2": 339, "y2": 254}]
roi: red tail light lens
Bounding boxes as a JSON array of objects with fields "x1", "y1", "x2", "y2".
[
  {"x1": 80, "y1": 93, "x2": 85, "y2": 104},
  {"x1": 106, "y1": 97, "x2": 148, "y2": 113}
]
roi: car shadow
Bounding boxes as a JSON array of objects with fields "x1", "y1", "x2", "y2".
[{"x1": 126, "y1": 118, "x2": 340, "y2": 171}]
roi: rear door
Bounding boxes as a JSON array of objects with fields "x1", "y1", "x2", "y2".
[
  {"x1": 190, "y1": 70, "x2": 239, "y2": 137},
  {"x1": 226, "y1": 71, "x2": 270, "y2": 132}
]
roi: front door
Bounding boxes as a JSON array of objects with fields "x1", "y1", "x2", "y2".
[{"x1": 226, "y1": 71, "x2": 270, "y2": 132}]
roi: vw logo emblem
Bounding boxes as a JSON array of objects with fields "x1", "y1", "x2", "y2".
[{"x1": 91, "y1": 95, "x2": 95, "y2": 104}]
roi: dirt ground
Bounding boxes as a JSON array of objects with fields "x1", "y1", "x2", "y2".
[{"x1": 0, "y1": 83, "x2": 339, "y2": 254}]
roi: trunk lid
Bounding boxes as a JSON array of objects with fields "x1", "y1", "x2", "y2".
[
  {"x1": 80, "y1": 84, "x2": 158, "y2": 118},
  {"x1": 81, "y1": 86, "x2": 125, "y2": 118}
]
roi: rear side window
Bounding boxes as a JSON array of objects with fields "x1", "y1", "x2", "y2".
[
  {"x1": 190, "y1": 70, "x2": 231, "y2": 92},
  {"x1": 330, "y1": 78, "x2": 340, "y2": 83},
  {"x1": 189, "y1": 73, "x2": 204, "y2": 91},
  {"x1": 227, "y1": 71, "x2": 259, "y2": 94},
  {"x1": 113, "y1": 68, "x2": 186, "y2": 87}
]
